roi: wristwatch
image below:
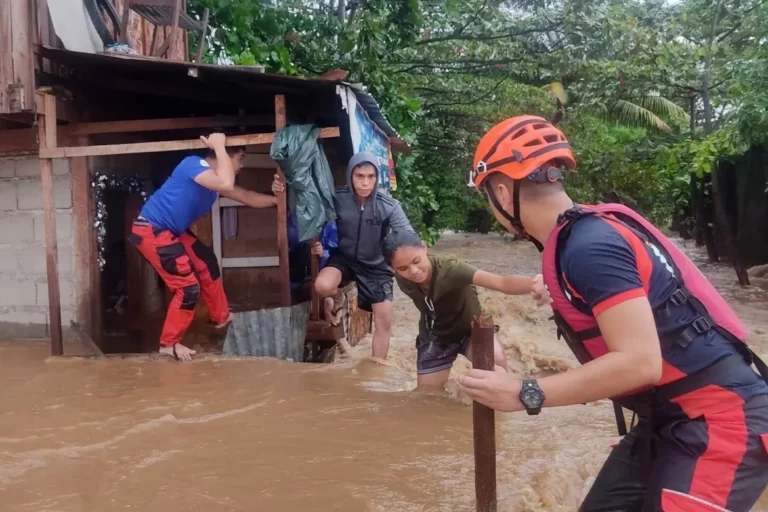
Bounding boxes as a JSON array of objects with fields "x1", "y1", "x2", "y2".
[{"x1": 519, "y1": 379, "x2": 545, "y2": 415}]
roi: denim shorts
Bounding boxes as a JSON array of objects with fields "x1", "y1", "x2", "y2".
[{"x1": 415, "y1": 325, "x2": 499, "y2": 375}]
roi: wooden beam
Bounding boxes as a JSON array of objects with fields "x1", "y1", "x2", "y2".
[
  {"x1": 0, "y1": 0, "x2": 12, "y2": 113},
  {"x1": 39, "y1": 127, "x2": 341, "y2": 158},
  {"x1": 38, "y1": 95, "x2": 63, "y2": 356},
  {"x1": 34, "y1": 92, "x2": 78, "y2": 123},
  {"x1": 9, "y1": 0, "x2": 34, "y2": 112},
  {"x1": 44, "y1": 95, "x2": 57, "y2": 148},
  {"x1": 471, "y1": 314, "x2": 497, "y2": 512},
  {"x1": 275, "y1": 95, "x2": 291, "y2": 307},
  {"x1": 305, "y1": 320, "x2": 345, "y2": 342},
  {"x1": 310, "y1": 240, "x2": 320, "y2": 320},
  {"x1": 221, "y1": 257, "x2": 279, "y2": 268},
  {"x1": 64, "y1": 115, "x2": 273, "y2": 136},
  {"x1": 72, "y1": 136, "x2": 94, "y2": 342}
]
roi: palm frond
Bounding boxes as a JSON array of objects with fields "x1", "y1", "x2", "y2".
[
  {"x1": 609, "y1": 99, "x2": 673, "y2": 132},
  {"x1": 634, "y1": 93, "x2": 690, "y2": 123},
  {"x1": 543, "y1": 81, "x2": 568, "y2": 105}
]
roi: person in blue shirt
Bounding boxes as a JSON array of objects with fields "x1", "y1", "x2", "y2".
[
  {"x1": 129, "y1": 133, "x2": 283, "y2": 361},
  {"x1": 288, "y1": 213, "x2": 341, "y2": 325}
]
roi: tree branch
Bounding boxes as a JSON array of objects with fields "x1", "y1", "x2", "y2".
[
  {"x1": 715, "y1": 0, "x2": 765, "y2": 42},
  {"x1": 413, "y1": 23, "x2": 562, "y2": 46},
  {"x1": 425, "y1": 77, "x2": 507, "y2": 108}
]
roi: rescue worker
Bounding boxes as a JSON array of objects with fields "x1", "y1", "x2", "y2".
[
  {"x1": 313, "y1": 152, "x2": 415, "y2": 360},
  {"x1": 457, "y1": 115, "x2": 768, "y2": 511},
  {"x1": 130, "y1": 133, "x2": 283, "y2": 361}
]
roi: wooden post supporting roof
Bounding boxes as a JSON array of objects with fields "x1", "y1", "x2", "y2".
[
  {"x1": 274, "y1": 95, "x2": 291, "y2": 307},
  {"x1": 38, "y1": 94, "x2": 63, "y2": 356},
  {"x1": 472, "y1": 314, "x2": 497, "y2": 512}
]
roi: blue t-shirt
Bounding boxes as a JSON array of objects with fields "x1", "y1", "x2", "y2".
[
  {"x1": 559, "y1": 215, "x2": 767, "y2": 402},
  {"x1": 140, "y1": 156, "x2": 218, "y2": 235}
]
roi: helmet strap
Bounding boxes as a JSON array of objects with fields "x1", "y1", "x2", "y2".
[{"x1": 484, "y1": 180, "x2": 544, "y2": 252}]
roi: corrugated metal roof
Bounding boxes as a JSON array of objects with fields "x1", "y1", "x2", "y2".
[
  {"x1": 223, "y1": 302, "x2": 310, "y2": 361},
  {"x1": 38, "y1": 46, "x2": 408, "y2": 148}
]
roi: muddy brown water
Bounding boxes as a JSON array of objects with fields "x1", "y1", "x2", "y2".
[{"x1": 1, "y1": 233, "x2": 766, "y2": 511}]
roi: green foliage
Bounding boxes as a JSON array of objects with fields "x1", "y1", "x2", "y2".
[{"x1": 187, "y1": 0, "x2": 768, "y2": 237}]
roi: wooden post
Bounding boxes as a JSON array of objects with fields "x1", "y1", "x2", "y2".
[
  {"x1": 39, "y1": 94, "x2": 63, "y2": 356},
  {"x1": 310, "y1": 237, "x2": 320, "y2": 320},
  {"x1": 274, "y1": 95, "x2": 291, "y2": 307},
  {"x1": 72, "y1": 137, "x2": 94, "y2": 341},
  {"x1": 471, "y1": 314, "x2": 497, "y2": 512}
]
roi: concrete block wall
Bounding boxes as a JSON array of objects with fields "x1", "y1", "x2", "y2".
[{"x1": 0, "y1": 156, "x2": 75, "y2": 338}]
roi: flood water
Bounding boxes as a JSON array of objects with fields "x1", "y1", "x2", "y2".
[{"x1": 1, "y1": 233, "x2": 766, "y2": 511}]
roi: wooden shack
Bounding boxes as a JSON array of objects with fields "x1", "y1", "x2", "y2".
[{"x1": 0, "y1": 0, "x2": 408, "y2": 357}]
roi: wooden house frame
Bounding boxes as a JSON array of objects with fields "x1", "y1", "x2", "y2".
[{"x1": 0, "y1": 1, "x2": 408, "y2": 357}]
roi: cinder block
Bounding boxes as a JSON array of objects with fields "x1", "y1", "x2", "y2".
[
  {"x1": 53, "y1": 159, "x2": 70, "y2": 176},
  {"x1": 17, "y1": 176, "x2": 72, "y2": 210},
  {"x1": 0, "y1": 182, "x2": 16, "y2": 210},
  {"x1": 36, "y1": 278, "x2": 75, "y2": 308},
  {"x1": 33, "y1": 212, "x2": 73, "y2": 246},
  {"x1": 0, "y1": 279, "x2": 37, "y2": 306},
  {"x1": 0, "y1": 247, "x2": 18, "y2": 272},
  {"x1": 14, "y1": 157, "x2": 41, "y2": 178},
  {"x1": 0, "y1": 307, "x2": 49, "y2": 338},
  {"x1": 17, "y1": 245, "x2": 73, "y2": 275},
  {"x1": 0, "y1": 213, "x2": 34, "y2": 243},
  {"x1": 15, "y1": 157, "x2": 70, "y2": 178},
  {"x1": 0, "y1": 158, "x2": 14, "y2": 178}
]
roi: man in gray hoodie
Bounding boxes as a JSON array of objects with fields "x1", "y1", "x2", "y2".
[{"x1": 315, "y1": 151, "x2": 414, "y2": 359}]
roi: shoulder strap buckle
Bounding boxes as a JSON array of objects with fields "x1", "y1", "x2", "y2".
[
  {"x1": 692, "y1": 317, "x2": 712, "y2": 335},
  {"x1": 668, "y1": 288, "x2": 689, "y2": 307}
]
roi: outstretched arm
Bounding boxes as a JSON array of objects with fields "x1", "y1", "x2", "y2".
[
  {"x1": 219, "y1": 173, "x2": 285, "y2": 209},
  {"x1": 220, "y1": 186, "x2": 277, "y2": 208},
  {"x1": 458, "y1": 223, "x2": 663, "y2": 411},
  {"x1": 472, "y1": 270, "x2": 535, "y2": 295},
  {"x1": 457, "y1": 296, "x2": 662, "y2": 412}
]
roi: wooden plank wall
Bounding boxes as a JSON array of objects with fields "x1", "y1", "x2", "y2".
[
  {"x1": 113, "y1": 0, "x2": 188, "y2": 61},
  {"x1": 0, "y1": 0, "x2": 35, "y2": 113},
  {"x1": 220, "y1": 151, "x2": 284, "y2": 312}
]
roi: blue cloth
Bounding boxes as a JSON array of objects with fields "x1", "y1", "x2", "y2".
[
  {"x1": 140, "y1": 156, "x2": 217, "y2": 235},
  {"x1": 560, "y1": 215, "x2": 768, "y2": 401},
  {"x1": 288, "y1": 214, "x2": 337, "y2": 292}
]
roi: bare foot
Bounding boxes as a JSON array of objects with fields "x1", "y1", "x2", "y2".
[
  {"x1": 323, "y1": 297, "x2": 343, "y2": 326},
  {"x1": 336, "y1": 337, "x2": 352, "y2": 355},
  {"x1": 160, "y1": 343, "x2": 196, "y2": 361}
]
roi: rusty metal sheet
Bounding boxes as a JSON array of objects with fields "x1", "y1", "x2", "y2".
[{"x1": 223, "y1": 302, "x2": 310, "y2": 361}]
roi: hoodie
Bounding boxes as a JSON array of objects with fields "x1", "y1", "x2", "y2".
[{"x1": 333, "y1": 152, "x2": 414, "y2": 269}]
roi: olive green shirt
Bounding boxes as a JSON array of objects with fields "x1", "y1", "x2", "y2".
[{"x1": 395, "y1": 254, "x2": 481, "y2": 344}]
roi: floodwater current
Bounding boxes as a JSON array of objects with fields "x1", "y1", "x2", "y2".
[{"x1": 1, "y1": 233, "x2": 766, "y2": 511}]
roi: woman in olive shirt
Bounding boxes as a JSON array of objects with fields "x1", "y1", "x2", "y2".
[{"x1": 382, "y1": 230, "x2": 541, "y2": 391}]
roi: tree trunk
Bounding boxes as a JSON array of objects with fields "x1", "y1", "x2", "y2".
[{"x1": 701, "y1": 5, "x2": 749, "y2": 285}]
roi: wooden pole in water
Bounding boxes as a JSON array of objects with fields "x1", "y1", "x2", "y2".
[{"x1": 471, "y1": 314, "x2": 497, "y2": 512}]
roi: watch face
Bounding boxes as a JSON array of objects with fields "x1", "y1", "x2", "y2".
[{"x1": 521, "y1": 384, "x2": 544, "y2": 408}]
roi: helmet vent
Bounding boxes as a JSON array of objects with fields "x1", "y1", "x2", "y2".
[
  {"x1": 543, "y1": 134, "x2": 560, "y2": 143},
  {"x1": 510, "y1": 128, "x2": 527, "y2": 140}
]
